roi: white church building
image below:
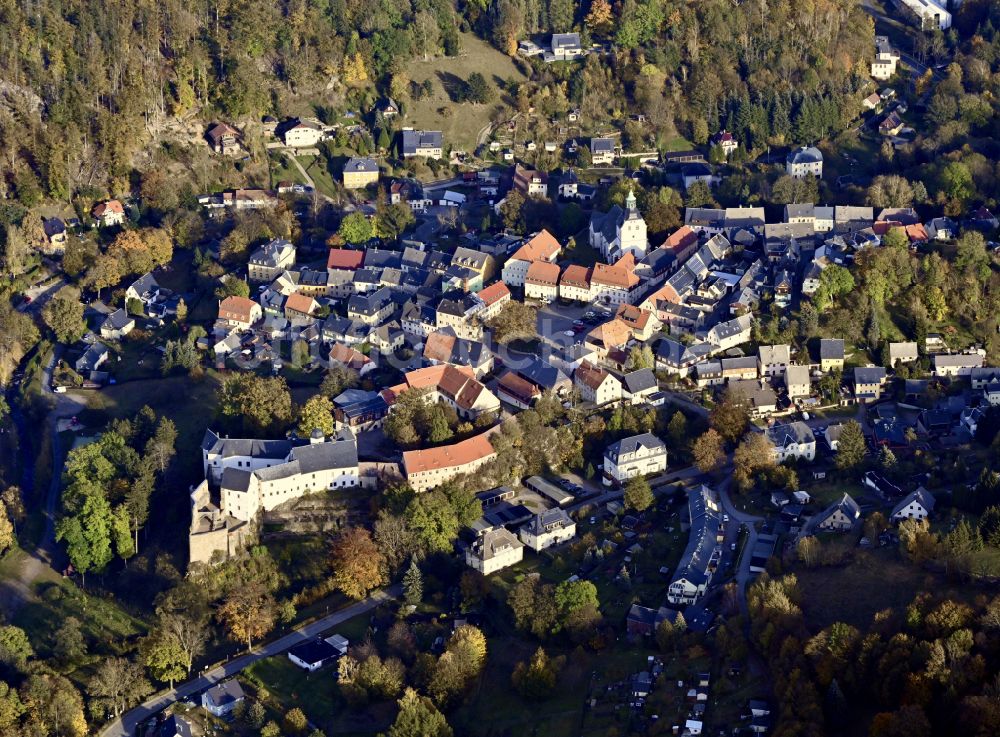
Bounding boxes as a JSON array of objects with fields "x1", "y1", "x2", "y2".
[{"x1": 589, "y1": 189, "x2": 648, "y2": 262}]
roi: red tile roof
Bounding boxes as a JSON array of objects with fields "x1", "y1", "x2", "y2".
[
  {"x1": 477, "y1": 281, "x2": 511, "y2": 307},
  {"x1": 510, "y1": 230, "x2": 560, "y2": 262},
  {"x1": 402, "y1": 429, "x2": 497, "y2": 475},
  {"x1": 327, "y1": 249, "x2": 364, "y2": 270}
]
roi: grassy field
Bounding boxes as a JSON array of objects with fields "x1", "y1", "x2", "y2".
[
  {"x1": 403, "y1": 33, "x2": 527, "y2": 152},
  {"x1": 795, "y1": 547, "x2": 954, "y2": 631}
]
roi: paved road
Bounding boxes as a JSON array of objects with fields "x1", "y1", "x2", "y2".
[
  {"x1": 718, "y1": 478, "x2": 763, "y2": 617},
  {"x1": 17, "y1": 276, "x2": 67, "y2": 313},
  {"x1": 101, "y1": 587, "x2": 399, "y2": 737}
]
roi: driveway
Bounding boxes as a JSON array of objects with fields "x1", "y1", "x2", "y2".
[
  {"x1": 718, "y1": 477, "x2": 763, "y2": 617},
  {"x1": 17, "y1": 276, "x2": 67, "y2": 313},
  {"x1": 100, "y1": 587, "x2": 399, "y2": 737}
]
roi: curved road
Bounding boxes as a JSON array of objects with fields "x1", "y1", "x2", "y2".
[{"x1": 101, "y1": 586, "x2": 399, "y2": 737}]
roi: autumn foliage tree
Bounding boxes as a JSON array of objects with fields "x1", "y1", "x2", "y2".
[{"x1": 330, "y1": 527, "x2": 387, "y2": 600}]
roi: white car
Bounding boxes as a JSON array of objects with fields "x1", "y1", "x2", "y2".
[{"x1": 563, "y1": 330, "x2": 575, "y2": 337}]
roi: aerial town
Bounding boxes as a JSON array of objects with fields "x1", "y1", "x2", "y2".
[{"x1": 1, "y1": 1, "x2": 1000, "y2": 737}]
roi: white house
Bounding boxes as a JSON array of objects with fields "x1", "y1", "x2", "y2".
[
  {"x1": 603, "y1": 432, "x2": 667, "y2": 486},
  {"x1": 786, "y1": 147, "x2": 823, "y2": 178},
  {"x1": 519, "y1": 509, "x2": 576, "y2": 551},
  {"x1": 890, "y1": 487, "x2": 935, "y2": 523},
  {"x1": 465, "y1": 527, "x2": 524, "y2": 575},
  {"x1": 574, "y1": 361, "x2": 623, "y2": 406},
  {"x1": 814, "y1": 493, "x2": 861, "y2": 532},
  {"x1": 765, "y1": 422, "x2": 816, "y2": 462},
  {"x1": 287, "y1": 639, "x2": 340, "y2": 671},
  {"x1": 784, "y1": 365, "x2": 811, "y2": 399},
  {"x1": 201, "y1": 681, "x2": 245, "y2": 718}
]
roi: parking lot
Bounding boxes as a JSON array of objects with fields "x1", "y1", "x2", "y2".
[{"x1": 535, "y1": 300, "x2": 615, "y2": 352}]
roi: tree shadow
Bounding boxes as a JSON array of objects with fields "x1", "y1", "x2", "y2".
[{"x1": 435, "y1": 71, "x2": 468, "y2": 103}]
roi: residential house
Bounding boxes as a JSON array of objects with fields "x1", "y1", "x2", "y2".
[
  {"x1": 707, "y1": 313, "x2": 753, "y2": 351},
  {"x1": 871, "y1": 36, "x2": 900, "y2": 79},
  {"x1": 785, "y1": 365, "x2": 811, "y2": 399},
  {"x1": 558, "y1": 169, "x2": 597, "y2": 201},
  {"x1": 765, "y1": 422, "x2": 816, "y2": 462},
  {"x1": 343, "y1": 157, "x2": 380, "y2": 189},
  {"x1": 329, "y1": 342, "x2": 375, "y2": 374},
  {"x1": 288, "y1": 639, "x2": 339, "y2": 671},
  {"x1": 933, "y1": 353, "x2": 984, "y2": 378},
  {"x1": 549, "y1": 32, "x2": 585, "y2": 61},
  {"x1": 729, "y1": 379, "x2": 778, "y2": 417},
  {"x1": 284, "y1": 292, "x2": 318, "y2": 322},
  {"x1": 926, "y1": 217, "x2": 957, "y2": 241},
  {"x1": 603, "y1": 432, "x2": 667, "y2": 486},
  {"x1": 888, "y1": 341, "x2": 919, "y2": 367},
  {"x1": 402, "y1": 129, "x2": 443, "y2": 158},
  {"x1": 574, "y1": 361, "x2": 623, "y2": 406},
  {"x1": 519, "y1": 508, "x2": 576, "y2": 551},
  {"x1": 622, "y1": 369, "x2": 658, "y2": 405},
  {"x1": 524, "y1": 260, "x2": 561, "y2": 302},
  {"x1": 711, "y1": 130, "x2": 738, "y2": 157},
  {"x1": 281, "y1": 118, "x2": 325, "y2": 147},
  {"x1": 206, "y1": 123, "x2": 241, "y2": 154},
  {"x1": 854, "y1": 366, "x2": 887, "y2": 402},
  {"x1": 615, "y1": 304, "x2": 661, "y2": 341},
  {"x1": 497, "y1": 371, "x2": 542, "y2": 409},
  {"x1": 160, "y1": 716, "x2": 192, "y2": 737},
  {"x1": 819, "y1": 339, "x2": 845, "y2": 372},
  {"x1": 720, "y1": 356, "x2": 759, "y2": 382},
  {"x1": 759, "y1": 345, "x2": 791, "y2": 377},
  {"x1": 423, "y1": 330, "x2": 493, "y2": 376},
  {"x1": 75, "y1": 343, "x2": 110, "y2": 374},
  {"x1": 384, "y1": 364, "x2": 498, "y2": 420},
  {"x1": 813, "y1": 493, "x2": 861, "y2": 532},
  {"x1": 590, "y1": 137, "x2": 616, "y2": 165},
  {"x1": 879, "y1": 111, "x2": 904, "y2": 136},
  {"x1": 217, "y1": 296, "x2": 262, "y2": 329},
  {"x1": 475, "y1": 281, "x2": 511, "y2": 320},
  {"x1": 824, "y1": 423, "x2": 845, "y2": 451},
  {"x1": 202, "y1": 681, "x2": 245, "y2": 717},
  {"x1": 446, "y1": 247, "x2": 495, "y2": 293},
  {"x1": 249, "y1": 238, "x2": 296, "y2": 282},
  {"x1": 681, "y1": 163, "x2": 719, "y2": 192},
  {"x1": 786, "y1": 146, "x2": 823, "y2": 178},
  {"x1": 42, "y1": 218, "x2": 67, "y2": 253},
  {"x1": 590, "y1": 253, "x2": 642, "y2": 306},
  {"x1": 559, "y1": 264, "x2": 593, "y2": 302},
  {"x1": 347, "y1": 286, "x2": 395, "y2": 326},
  {"x1": 402, "y1": 429, "x2": 498, "y2": 492},
  {"x1": 589, "y1": 189, "x2": 648, "y2": 261},
  {"x1": 466, "y1": 527, "x2": 524, "y2": 575},
  {"x1": 695, "y1": 361, "x2": 724, "y2": 388},
  {"x1": 667, "y1": 485, "x2": 723, "y2": 605},
  {"x1": 99, "y1": 308, "x2": 135, "y2": 340},
  {"x1": 513, "y1": 163, "x2": 548, "y2": 197},
  {"x1": 92, "y1": 199, "x2": 126, "y2": 227},
  {"x1": 890, "y1": 487, "x2": 935, "y2": 523},
  {"x1": 862, "y1": 92, "x2": 883, "y2": 110},
  {"x1": 502, "y1": 230, "x2": 561, "y2": 288}
]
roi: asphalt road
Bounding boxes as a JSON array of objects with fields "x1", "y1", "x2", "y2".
[
  {"x1": 17, "y1": 275, "x2": 67, "y2": 313},
  {"x1": 100, "y1": 587, "x2": 399, "y2": 737}
]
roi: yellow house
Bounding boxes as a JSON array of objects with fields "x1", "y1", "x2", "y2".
[{"x1": 343, "y1": 157, "x2": 379, "y2": 189}]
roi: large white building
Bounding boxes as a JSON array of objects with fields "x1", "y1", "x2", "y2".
[
  {"x1": 765, "y1": 422, "x2": 816, "y2": 463},
  {"x1": 466, "y1": 527, "x2": 524, "y2": 575},
  {"x1": 667, "y1": 485, "x2": 724, "y2": 605},
  {"x1": 786, "y1": 146, "x2": 823, "y2": 178},
  {"x1": 896, "y1": 0, "x2": 951, "y2": 30},
  {"x1": 603, "y1": 432, "x2": 667, "y2": 486},
  {"x1": 209, "y1": 430, "x2": 360, "y2": 522},
  {"x1": 589, "y1": 189, "x2": 648, "y2": 262},
  {"x1": 519, "y1": 509, "x2": 576, "y2": 551}
]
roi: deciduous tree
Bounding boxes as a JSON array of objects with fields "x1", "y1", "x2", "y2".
[{"x1": 330, "y1": 527, "x2": 387, "y2": 599}]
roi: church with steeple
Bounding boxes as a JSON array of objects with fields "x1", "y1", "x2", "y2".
[{"x1": 588, "y1": 189, "x2": 648, "y2": 262}]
